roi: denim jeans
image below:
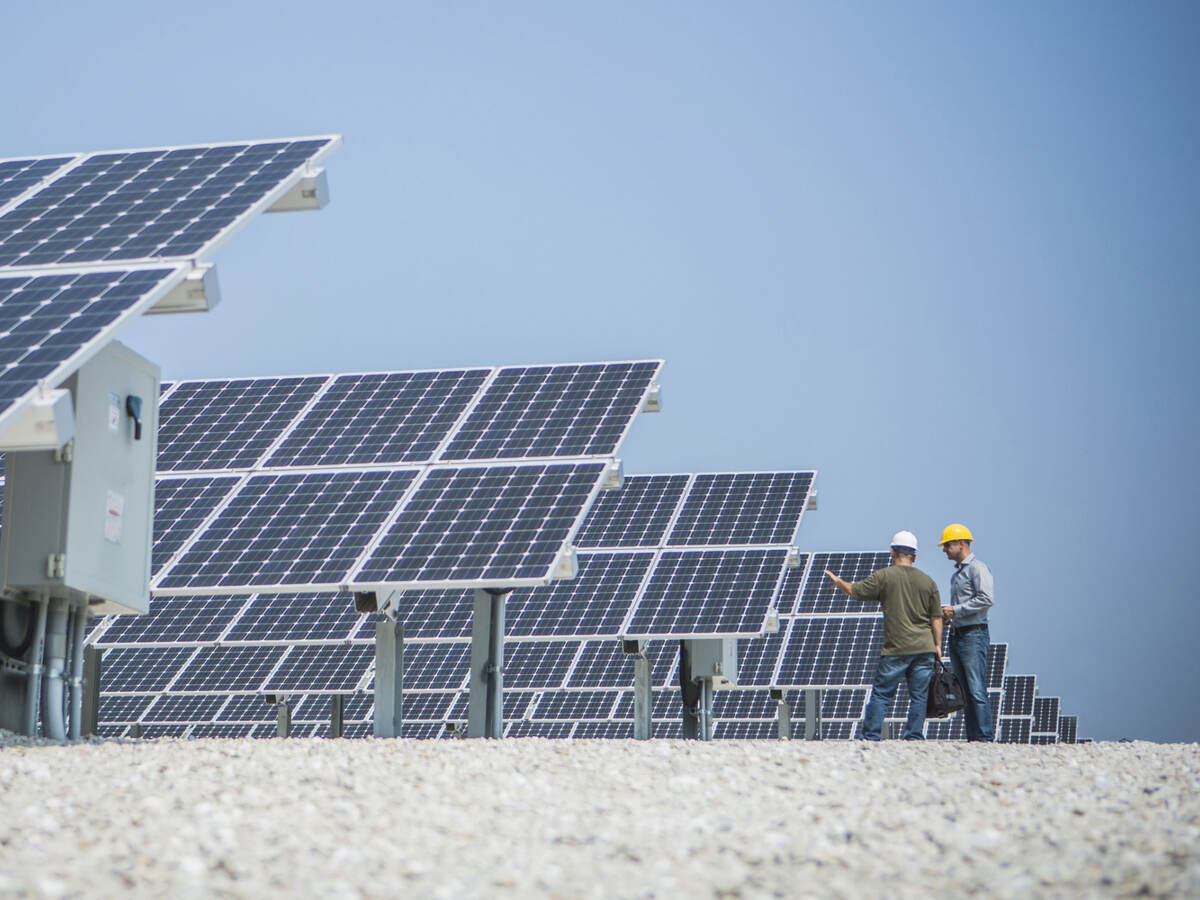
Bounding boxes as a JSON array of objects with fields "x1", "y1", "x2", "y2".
[
  {"x1": 949, "y1": 625, "x2": 994, "y2": 741},
  {"x1": 861, "y1": 652, "x2": 935, "y2": 741}
]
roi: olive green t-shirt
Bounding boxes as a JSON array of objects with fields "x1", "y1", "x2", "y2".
[{"x1": 851, "y1": 564, "x2": 941, "y2": 656}]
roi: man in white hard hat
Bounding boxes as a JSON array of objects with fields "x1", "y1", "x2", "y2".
[
  {"x1": 825, "y1": 531, "x2": 943, "y2": 740},
  {"x1": 939, "y1": 523, "x2": 995, "y2": 742}
]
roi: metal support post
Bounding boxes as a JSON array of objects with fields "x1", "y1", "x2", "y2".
[
  {"x1": 329, "y1": 694, "x2": 344, "y2": 738},
  {"x1": 374, "y1": 619, "x2": 404, "y2": 738},
  {"x1": 772, "y1": 689, "x2": 791, "y2": 740},
  {"x1": 81, "y1": 646, "x2": 101, "y2": 737},
  {"x1": 804, "y1": 688, "x2": 822, "y2": 740},
  {"x1": 276, "y1": 698, "x2": 291, "y2": 738},
  {"x1": 626, "y1": 640, "x2": 652, "y2": 740},
  {"x1": 468, "y1": 589, "x2": 508, "y2": 738},
  {"x1": 698, "y1": 679, "x2": 715, "y2": 741},
  {"x1": 23, "y1": 596, "x2": 49, "y2": 737}
]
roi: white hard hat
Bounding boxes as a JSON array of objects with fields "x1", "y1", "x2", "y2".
[{"x1": 890, "y1": 530, "x2": 919, "y2": 552}]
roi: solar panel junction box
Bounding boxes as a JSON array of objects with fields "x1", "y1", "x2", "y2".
[
  {"x1": 686, "y1": 638, "x2": 739, "y2": 688},
  {"x1": 0, "y1": 342, "x2": 159, "y2": 615}
]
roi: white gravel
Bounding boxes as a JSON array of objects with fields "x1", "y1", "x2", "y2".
[{"x1": 0, "y1": 732, "x2": 1196, "y2": 898}]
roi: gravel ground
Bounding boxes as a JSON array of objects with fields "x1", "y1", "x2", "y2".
[{"x1": 0, "y1": 733, "x2": 1196, "y2": 898}]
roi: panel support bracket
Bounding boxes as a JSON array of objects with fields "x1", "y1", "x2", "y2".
[
  {"x1": 146, "y1": 264, "x2": 221, "y2": 315},
  {"x1": 623, "y1": 639, "x2": 652, "y2": 740}
]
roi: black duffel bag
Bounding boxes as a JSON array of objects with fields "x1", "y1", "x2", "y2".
[{"x1": 927, "y1": 658, "x2": 966, "y2": 719}]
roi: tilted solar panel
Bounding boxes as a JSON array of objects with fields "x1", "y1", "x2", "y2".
[
  {"x1": 666, "y1": 472, "x2": 815, "y2": 546},
  {"x1": 0, "y1": 157, "x2": 74, "y2": 209},
  {"x1": 573, "y1": 474, "x2": 689, "y2": 548},
  {"x1": 0, "y1": 266, "x2": 185, "y2": 434},
  {"x1": 0, "y1": 138, "x2": 338, "y2": 269}
]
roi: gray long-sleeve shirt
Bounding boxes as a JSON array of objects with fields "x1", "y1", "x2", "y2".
[{"x1": 950, "y1": 553, "x2": 993, "y2": 627}]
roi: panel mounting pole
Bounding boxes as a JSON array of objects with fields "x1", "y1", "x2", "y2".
[
  {"x1": 329, "y1": 694, "x2": 344, "y2": 739},
  {"x1": 772, "y1": 688, "x2": 791, "y2": 740},
  {"x1": 468, "y1": 589, "x2": 509, "y2": 739},
  {"x1": 804, "y1": 688, "x2": 822, "y2": 740},
  {"x1": 624, "y1": 639, "x2": 652, "y2": 740},
  {"x1": 374, "y1": 619, "x2": 404, "y2": 738}
]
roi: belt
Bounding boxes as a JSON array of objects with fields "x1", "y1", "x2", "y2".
[{"x1": 952, "y1": 622, "x2": 988, "y2": 633}]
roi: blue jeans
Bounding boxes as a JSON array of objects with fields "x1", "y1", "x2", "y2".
[
  {"x1": 949, "y1": 625, "x2": 994, "y2": 741},
  {"x1": 861, "y1": 652, "x2": 935, "y2": 741}
]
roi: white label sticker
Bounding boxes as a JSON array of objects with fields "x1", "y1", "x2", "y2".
[
  {"x1": 108, "y1": 393, "x2": 121, "y2": 431},
  {"x1": 104, "y1": 490, "x2": 124, "y2": 544}
]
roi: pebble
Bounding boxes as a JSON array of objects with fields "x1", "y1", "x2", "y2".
[{"x1": 0, "y1": 730, "x2": 1197, "y2": 897}]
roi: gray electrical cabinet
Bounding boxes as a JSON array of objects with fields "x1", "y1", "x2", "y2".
[
  {"x1": 0, "y1": 342, "x2": 159, "y2": 615},
  {"x1": 687, "y1": 638, "x2": 739, "y2": 688}
]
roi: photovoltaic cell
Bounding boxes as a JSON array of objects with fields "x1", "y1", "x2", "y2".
[
  {"x1": 574, "y1": 721, "x2": 633, "y2": 739},
  {"x1": 354, "y1": 462, "x2": 606, "y2": 587},
  {"x1": 735, "y1": 630, "x2": 787, "y2": 686},
  {"x1": 712, "y1": 690, "x2": 778, "y2": 719},
  {"x1": 987, "y1": 643, "x2": 1008, "y2": 689},
  {"x1": 156, "y1": 376, "x2": 327, "y2": 472},
  {"x1": 156, "y1": 469, "x2": 419, "y2": 591},
  {"x1": 217, "y1": 695, "x2": 278, "y2": 722},
  {"x1": 400, "y1": 642, "x2": 470, "y2": 690},
  {"x1": 999, "y1": 718, "x2": 1032, "y2": 744},
  {"x1": 1059, "y1": 715, "x2": 1078, "y2": 744},
  {"x1": 506, "y1": 551, "x2": 654, "y2": 638},
  {"x1": 265, "y1": 369, "x2": 489, "y2": 467},
  {"x1": 97, "y1": 694, "x2": 156, "y2": 722},
  {"x1": 191, "y1": 723, "x2": 257, "y2": 738},
  {"x1": 440, "y1": 362, "x2": 659, "y2": 461},
  {"x1": 716, "y1": 721, "x2": 777, "y2": 740},
  {"x1": 152, "y1": 476, "x2": 241, "y2": 575},
  {"x1": 666, "y1": 472, "x2": 815, "y2": 546},
  {"x1": 0, "y1": 138, "x2": 336, "y2": 268},
  {"x1": 624, "y1": 549, "x2": 790, "y2": 638},
  {"x1": 573, "y1": 474, "x2": 689, "y2": 548},
  {"x1": 508, "y1": 721, "x2": 574, "y2": 738},
  {"x1": 0, "y1": 157, "x2": 73, "y2": 209},
  {"x1": 387, "y1": 591, "x2": 474, "y2": 640},
  {"x1": 566, "y1": 639, "x2": 675, "y2": 689},
  {"x1": 0, "y1": 268, "x2": 179, "y2": 422}
]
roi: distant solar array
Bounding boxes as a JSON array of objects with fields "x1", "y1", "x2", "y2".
[{"x1": 150, "y1": 361, "x2": 662, "y2": 594}]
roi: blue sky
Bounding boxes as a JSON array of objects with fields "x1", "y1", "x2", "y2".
[{"x1": 6, "y1": 2, "x2": 1197, "y2": 741}]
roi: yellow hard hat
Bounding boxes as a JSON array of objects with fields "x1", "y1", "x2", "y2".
[{"x1": 938, "y1": 523, "x2": 974, "y2": 545}]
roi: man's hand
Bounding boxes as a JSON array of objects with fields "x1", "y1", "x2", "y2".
[
  {"x1": 941, "y1": 606, "x2": 955, "y2": 621},
  {"x1": 935, "y1": 646, "x2": 943, "y2": 661},
  {"x1": 825, "y1": 569, "x2": 854, "y2": 597}
]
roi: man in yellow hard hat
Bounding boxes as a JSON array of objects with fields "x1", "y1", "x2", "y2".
[
  {"x1": 825, "y1": 531, "x2": 943, "y2": 741},
  {"x1": 939, "y1": 523, "x2": 995, "y2": 742}
]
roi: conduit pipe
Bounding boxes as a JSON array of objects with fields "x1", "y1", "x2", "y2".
[
  {"x1": 69, "y1": 606, "x2": 87, "y2": 740},
  {"x1": 40, "y1": 598, "x2": 68, "y2": 740},
  {"x1": 23, "y1": 597, "x2": 49, "y2": 737}
]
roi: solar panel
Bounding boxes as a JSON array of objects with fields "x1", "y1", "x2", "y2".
[
  {"x1": 439, "y1": 362, "x2": 659, "y2": 461},
  {"x1": 262, "y1": 644, "x2": 372, "y2": 693},
  {"x1": 264, "y1": 369, "x2": 489, "y2": 467},
  {"x1": 143, "y1": 694, "x2": 228, "y2": 723},
  {"x1": 573, "y1": 474, "x2": 689, "y2": 548},
  {"x1": 987, "y1": 643, "x2": 1008, "y2": 688},
  {"x1": 999, "y1": 718, "x2": 1032, "y2": 744},
  {"x1": 533, "y1": 690, "x2": 619, "y2": 720},
  {"x1": 1032, "y1": 696, "x2": 1061, "y2": 734},
  {"x1": 397, "y1": 642, "x2": 470, "y2": 690},
  {"x1": 223, "y1": 593, "x2": 360, "y2": 643},
  {"x1": 0, "y1": 138, "x2": 338, "y2": 269},
  {"x1": 169, "y1": 645, "x2": 287, "y2": 693},
  {"x1": 623, "y1": 548, "x2": 792, "y2": 638},
  {"x1": 1002, "y1": 675, "x2": 1037, "y2": 717},
  {"x1": 151, "y1": 476, "x2": 242, "y2": 576},
  {"x1": 734, "y1": 630, "x2": 787, "y2": 686},
  {"x1": 0, "y1": 157, "x2": 74, "y2": 210},
  {"x1": 1058, "y1": 715, "x2": 1078, "y2": 744},
  {"x1": 666, "y1": 472, "x2": 815, "y2": 546},
  {"x1": 156, "y1": 468, "x2": 420, "y2": 592},
  {"x1": 97, "y1": 694, "x2": 155, "y2": 722},
  {"x1": 505, "y1": 551, "x2": 654, "y2": 638},
  {"x1": 775, "y1": 616, "x2": 883, "y2": 687},
  {"x1": 97, "y1": 595, "x2": 246, "y2": 644},
  {"x1": 793, "y1": 551, "x2": 891, "y2": 614},
  {"x1": 574, "y1": 721, "x2": 633, "y2": 739},
  {"x1": 156, "y1": 376, "x2": 327, "y2": 472},
  {"x1": 99, "y1": 646, "x2": 194, "y2": 693},
  {"x1": 503, "y1": 641, "x2": 581, "y2": 689},
  {"x1": 0, "y1": 266, "x2": 185, "y2": 434}
]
